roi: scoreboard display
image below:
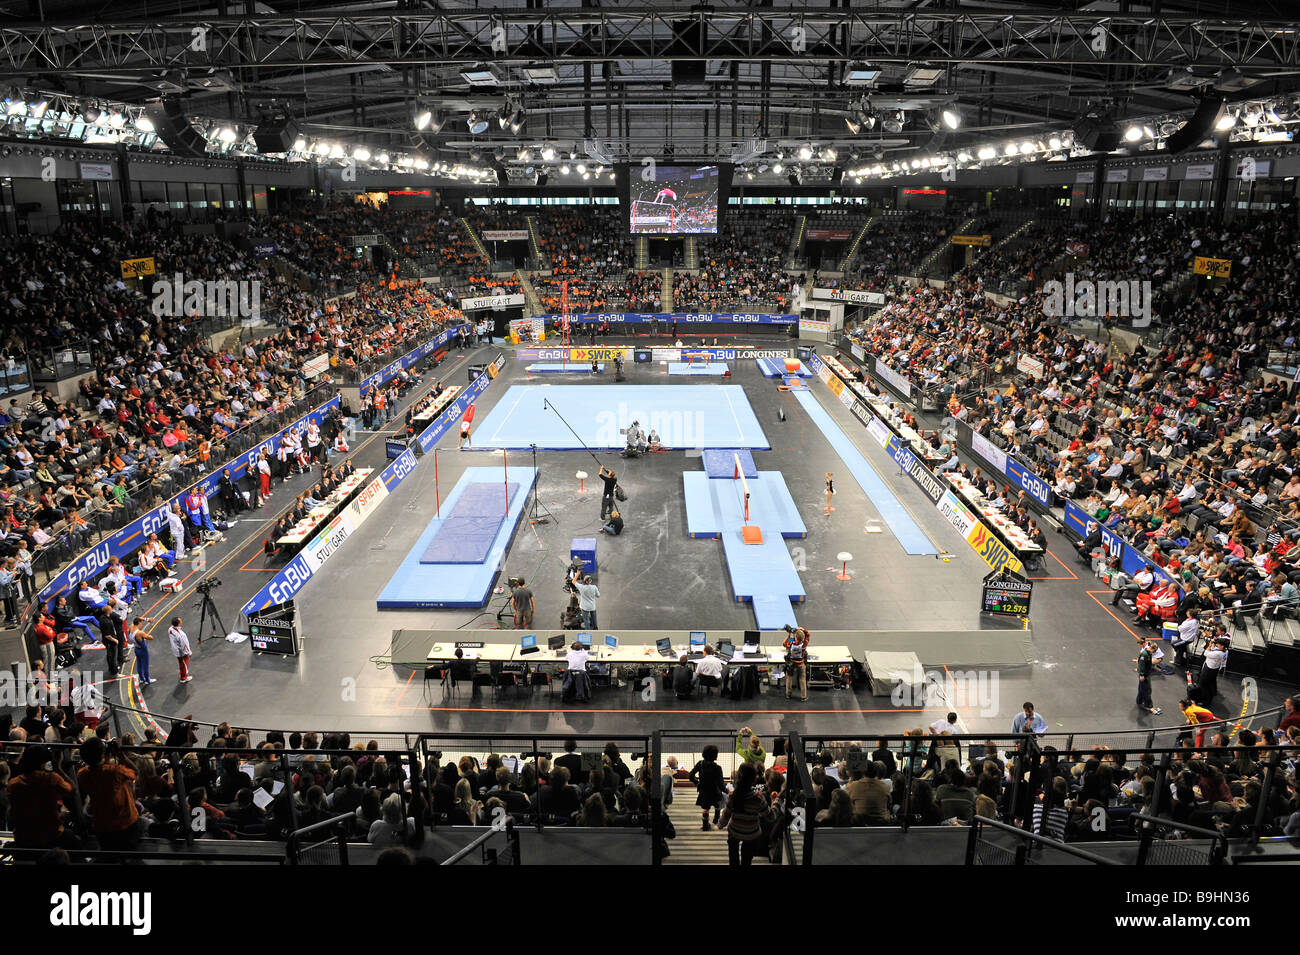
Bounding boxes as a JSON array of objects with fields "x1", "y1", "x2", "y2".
[
  {"x1": 981, "y1": 569, "x2": 1033, "y2": 617},
  {"x1": 249, "y1": 601, "x2": 298, "y2": 655}
]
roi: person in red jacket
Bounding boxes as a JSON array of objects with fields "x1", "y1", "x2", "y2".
[{"x1": 1280, "y1": 696, "x2": 1300, "y2": 735}]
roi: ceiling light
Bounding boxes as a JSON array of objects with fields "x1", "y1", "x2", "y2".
[
  {"x1": 582, "y1": 172, "x2": 590, "y2": 180},
  {"x1": 844, "y1": 63, "x2": 882, "y2": 85},
  {"x1": 522, "y1": 64, "x2": 559, "y2": 84},
  {"x1": 218, "y1": 126, "x2": 237, "y2": 143},
  {"x1": 467, "y1": 111, "x2": 490, "y2": 135},
  {"x1": 1243, "y1": 105, "x2": 1262, "y2": 127},
  {"x1": 941, "y1": 108, "x2": 961, "y2": 130},
  {"x1": 1019, "y1": 141, "x2": 1034, "y2": 154},
  {"x1": 353, "y1": 147, "x2": 371, "y2": 161},
  {"x1": 1124, "y1": 125, "x2": 1143, "y2": 142},
  {"x1": 541, "y1": 146, "x2": 555, "y2": 161},
  {"x1": 1048, "y1": 136, "x2": 1062, "y2": 150},
  {"x1": 910, "y1": 159, "x2": 921, "y2": 169},
  {"x1": 904, "y1": 67, "x2": 945, "y2": 88},
  {"x1": 135, "y1": 116, "x2": 155, "y2": 133},
  {"x1": 414, "y1": 158, "x2": 429, "y2": 169},
  {"x1": 772, "y1": 162, "x2": 783, "y2": 173},
  {"x1": 1004, "y1": 143, "x2": 1018, "y2": 156},
  {"x1": 576, "y1": 162, "x2": 586, "y2": 173},
  {"x1": 460, "y1": 64, "x2": 502, "y2": 86},
  {"x1": 293, "y1": 137, "x2": 307, "y2": 151},
  {"x1": 83, "y1": 106, "x2": 102, "y2": 124},
  {"x1": 5, "y1": 99, "x2": 25, "y2": 116},
  {"x1": 1143, "y1": 125, "x2": 1156, "y2": 139},
  {"x1": 845, "y1": 116, "x2": 862, "y2": 135},
  {"x1": 377, "y1": 151, "x2": 389, "y2": 163},
  {"x1": 560, "y1": 164, "x2": 570, "y2": 174},
  {"x1": 1215, "y1": 113, "x2": 1237, "y2": 130},
  {"x1": 957, "y1": 151, "x2": 971, "y2": 162},
  {"x1": 396, "y1": 154, "x2": 413, "y2": 166},
  {"x1": 328, "y1": 143, "x2": 344, "y2": 158},
  {"x1": 415, "y1": 109, "x2": 432, "y2": 130},
  {"x1": 798, "y1": 144, "x2": 813, "y2": 160},
  {"x1": 823, "y1": 148, "x2": 837, "y2": 161}
]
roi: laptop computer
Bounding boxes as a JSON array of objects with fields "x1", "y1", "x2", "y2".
[
  {"x1": 604, "y1": 634, "x2": 618, "y2": 649},
  {"x1": 549, "y1": 634, "x2": 566, "y2": 657},
  {"x1": 717, "y1": 640, "x2": 735, "y2": 661},
  {"x1": 577, "y1": 633, "x2": 593, "y2": 647},
  {"x1": 656, "y1": 637, "x2": 674, "y2": 657},
  {"x1": 520, "y1": 634, "x2": 539, "y2": 655},
  {"x1": 688, "y1": 631, "x2": 706, "y2": 659}
]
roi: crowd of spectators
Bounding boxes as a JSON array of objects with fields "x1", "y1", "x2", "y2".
[
  {"x1": 0, "y1": 212, "x2": 464, "y2": 629},
  {"x1": 5, "y1": 710, "x2": 1298, "y2": 859},
  {"x1": 674, "y1": 211, "x2": 795, "y2": 312},
  {"x1": 844, "y1": 211, "x2": 965, "y2": 283},
  {"x1": 848, "y1": 209, "x2": 1300, "y2": 634},
  {"x1": 807, "y1": 720, "x2": 1300, "y2": 841}
]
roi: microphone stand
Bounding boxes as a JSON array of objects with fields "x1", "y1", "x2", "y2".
[{"x1": 542, "y1": 397, "x2": 603, "y2": 468}]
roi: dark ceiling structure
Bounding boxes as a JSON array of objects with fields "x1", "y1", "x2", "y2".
[{"x1": 2, "y1": 1, "x2": 1300, "y2": 182}]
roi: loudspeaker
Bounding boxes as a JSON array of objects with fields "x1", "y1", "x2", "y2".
[
  {"x1": 253, "y1": 116, "x2": 300, "y2": 154},
  {"x1": 1074, "y1": 114, "x2": 1119, "y2": 153},
  {"x1": 153, "y1": 99, "x2": 208, "y2": 156},
  {"x1": 670, "y1": 20, "x2": 707, "y2": 84},
  {"x1": 1165, "y1": 95, "x2": 1226, "y2": 154}
]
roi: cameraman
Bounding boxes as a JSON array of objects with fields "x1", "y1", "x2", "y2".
[
  {"x1": 509, "y1": 577, "x2": 534, "y2": 630},
  {"x1": 783, "y1": 625, "x2": 811, "y2": 702},
  {"x1": 599, "y1": 465, "x2": 618, "y2": 521}
]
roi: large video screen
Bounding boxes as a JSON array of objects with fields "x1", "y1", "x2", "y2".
[{"x1": 628, "y1": 165, "x2": 721, "y2": 234}]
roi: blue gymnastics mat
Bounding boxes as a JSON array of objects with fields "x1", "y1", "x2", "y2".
[
  {"x1": 668, "y1": 361, "x2": 730, "y2": 376},
  {"x1": 376, "y1": 466, "x2": 536, "y2": 609},
  {"x1": 526, "y1": 362, "x2": 606, "y2": 373},
  {"x1": 420, "y1": 482, "x2": 519, "y2": 563},
  {"x1": 792, "y1": 389, "x2": 938, "y2": 555},
  {"x1": 683, "y1": 470, "x2": 806, "y2": 610},
  {"x1": 756, "y1": 357, "x2": 813, "y2": 378},
  {"x1": 470, "y1": 385, "x2": 771, "y2": 451},
  {"x1": 702, "y1": 449, "x2": 757, "y2": 478},
  {"x1": 752, "y1": 594, "x2": 798, "y2": 630}
]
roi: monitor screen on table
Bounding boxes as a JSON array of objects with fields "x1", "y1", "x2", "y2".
[{"x1": 689, "y1": 631, "x2": 706, "y2": 646}]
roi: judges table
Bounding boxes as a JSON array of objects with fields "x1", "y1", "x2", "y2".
[
  {"x1": 422, "y1": 631, "x2": 856, "y2": 694},
  {"x1": 946, "y1": 473, "x2": 1043, "y2": 555},
  {"x1": 410, "y1": 384, "x2": 461, "y2": 431},
  {"x1": 275, "y1": 468, "x2": 375, "y2": 547},
  {"x1": 820, "y1": 354, "x2": 942, "y2": 465}
]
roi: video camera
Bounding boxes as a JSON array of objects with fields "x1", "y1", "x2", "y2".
[
  {"x1": 195, "y1": 578, "x2": 222, "y2": 595},
  {"x1": 507, "y1": 576, "x2": 524, "y2": 589}
]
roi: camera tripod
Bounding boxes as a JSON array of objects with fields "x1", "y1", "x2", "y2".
[
  {"x1": 527, "y1": 443, "x2": 555, "y2": 526},
  {"x1": 193, "y1": 588, "x2": 227, "y2": 645}
]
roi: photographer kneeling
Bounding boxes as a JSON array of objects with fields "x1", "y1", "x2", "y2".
[{"x1": 599, "y1": 508, "x2": 624, "y2": 536}]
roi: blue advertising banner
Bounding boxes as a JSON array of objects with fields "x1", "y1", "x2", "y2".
[
  {"x1": 1005, "y1": 457, "x2": 1054, "y2": 509},
  {"x1": 535, "y1": 312, "x2": 797, "y2": 325},
  {"x1": 360, "y1": 323, "x2": 470, "y2": 396},
  {"x1": 38, "y1": 395, "x2": 340, "y2": 606},
  {"x1": 1063, "y1": 500, "x2": 1173, "y2": 586},
  {"x1": 253, "y1": 243, "x2": 277, "y2": 257}
]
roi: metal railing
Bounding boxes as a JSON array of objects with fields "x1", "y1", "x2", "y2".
[
  {"x1": 441, "y1": 819, "x2": 521, "y2": 865},
  {"x1": 966, "y1": 814, "x2": 1119, "y2": 865}
]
